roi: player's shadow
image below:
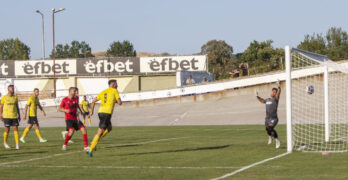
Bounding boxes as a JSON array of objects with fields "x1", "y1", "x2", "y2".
[{"x1": 118, "y1": 144, "x2": 231, "y2": 156}]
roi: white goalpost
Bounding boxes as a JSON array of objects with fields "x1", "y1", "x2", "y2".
[{"x1": 285, "y1": 46, "x2": 348, "y2": 152}]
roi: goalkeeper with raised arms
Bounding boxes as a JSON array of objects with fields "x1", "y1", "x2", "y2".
[{"x1": 256, "y1": 80, "x2": 281, "y2": 149}]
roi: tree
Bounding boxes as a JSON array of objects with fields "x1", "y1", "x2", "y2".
[
  {"x1": 201, "y1": 40, "x2": 235, "y2": 79},
  {"x1": 297, "y1": 34, "x2": 327, "y2": 55},
  {"x1": 0, "y1": 38, "x2": 30, "y2": 60},
  {"x1": 325, "y1": 27, "x2": 348, "y2": 60},
  {"x1": 106, "y1": 40, "x2": 136, "y2": 57},
  {"x1": 54, "y1": 44, "x2": 70, "y2": 59},
  {"x1": 297, "y1": 27, "x2": 348, "y2": 61},
  {"x1": 51, "y1": 40, "x2": 94, "y2": 59},
  {"x1": 239, "y1": 40, "x2": 284, "y2": 75}
]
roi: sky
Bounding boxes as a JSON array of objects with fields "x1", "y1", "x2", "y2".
[{"x1": 1, "y1": 0, "x2": 347, "y2": 59}]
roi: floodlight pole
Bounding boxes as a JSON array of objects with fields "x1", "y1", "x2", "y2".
[
  {"x1": 51, "y1": 8, "x2": 65, "y2": 98},
  {"x1": 36, "y1": 10, "x2": 45, "y2": 60}
]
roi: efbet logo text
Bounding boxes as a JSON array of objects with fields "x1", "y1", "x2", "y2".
[
  {"x1": 83, "y1": 59, "x2": 134, "y2": 73},
  {"x1": 0, "y1": 63, "x2": 9, "y2": 75},
  {"x1": 148, "y1": 58, "x2": 199, "y2": 72},
  {"x1": 22, "y1": 62, "x2": 70, "y2": 75}
]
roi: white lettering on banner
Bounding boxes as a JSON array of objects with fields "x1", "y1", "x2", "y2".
[
  {"x1": 140, "y1": 55, "x2": 207, "y2": 73},
  {"x1": 83, "y1": 60, "x2": 134, "y2": 73},
  {"x1": 0, "y1": 63, "x2": 9, "y2": 75},
  {"x1": 15, "y1": 60, "x2": 76, "y2": 76}
]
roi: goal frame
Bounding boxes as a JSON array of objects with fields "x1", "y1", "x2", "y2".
[{"x1": 285, "y1": 46, "x2": 330, "y2": 153}]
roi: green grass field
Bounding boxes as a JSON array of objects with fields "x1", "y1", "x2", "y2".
[{"x1": 0, "y1": 125, "x2": 347, "y2": 180}]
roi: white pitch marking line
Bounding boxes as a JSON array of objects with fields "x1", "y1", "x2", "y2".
[
  {"x1": 1, "y1": 165, "x2": 241, "y2": 169},
  {"x1": 170, "y1": 111, "x2": 188, "y2": 125},
  {"x1": 0, "y1": 137, "x2": 188, "y2": 166},
  {"x1": 211, "y1": 152, "x2": 290, "y2": 180},
  {"x1": 180, "y1": 112, "x2": 188, "y2": 119},
  {"x1": 0, "y1": 151, "x2": 79, "y2": 166}
]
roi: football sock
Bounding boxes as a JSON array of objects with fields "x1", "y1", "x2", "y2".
[
  {"x1": 22, "y1": 128, "x2": 30, "y2": 138},
  {"x1": 273, "y1": 130, "x2": 278, "y2": 139},
  {"x1": 100, "y1": 129, "x2": 109, "y2": 140},
  {"x1": 14, "y1": 131, "x2": 19, "y2": 144},
  {"x1": 3, "y1": 132, "x2": 8, "y2": 143},
  {"x1": 90, "y1": 135, "x2": 100, "y2": 153},
  {"x1": 64, "y1": 134, "x2": 72, "y2": 145},
  {"x1": 88, "y1": 118, "x2": 91, "y2": 125},
  {"x1": 82, "y1": 119, "x2": 86, "y2": 125},
  {"x1": 266, "y1": 127, "x2": 272, "y2": 136},
  {"x1": 83, "y1": 134, "x2": 88, "y2": 147},
  {"x1": 35, "y1": 129, "x2": 42, "y2": 139}
]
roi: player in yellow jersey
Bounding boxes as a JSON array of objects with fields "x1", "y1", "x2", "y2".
[
  {"x1": 80, "y1": 96, "x2": 91, "y2": 125},
  {"x1": 87, "y1": 79, "x2": 122, "y2": 157},
  {"x1": 20, "y1": 88, "x2": 47, "y2": 143},
  {"x1": 0, "y1": 85, "x2": 21, "y2": 150}
]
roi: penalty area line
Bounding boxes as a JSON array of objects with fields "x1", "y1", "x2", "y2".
[
  {"x1": 0, "y1": 137, "x2": 188, "y2": 166},
  {"x1": 211, "y1": 152, "x2": 290, "y2": 180}
]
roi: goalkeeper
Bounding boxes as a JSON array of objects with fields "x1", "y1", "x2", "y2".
[{"x1": 256, "y1": 80, "x2": 281, "y2": 149}]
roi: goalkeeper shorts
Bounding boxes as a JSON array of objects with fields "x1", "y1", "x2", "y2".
[{"x1": 265, "y1": 118, "x2": 278, "y2": 127}]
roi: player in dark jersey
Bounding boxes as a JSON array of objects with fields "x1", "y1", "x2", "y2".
[
  {"x1": 256, "y1": 80, "x2": 281, "y2": 149},
  {"x1": 59, "y1": 87, "x2": 89, "y2": 151}
]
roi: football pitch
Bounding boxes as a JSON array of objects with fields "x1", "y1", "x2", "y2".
[{"x1": 0, "y1": 125, "x2": 347, "y2": 180}]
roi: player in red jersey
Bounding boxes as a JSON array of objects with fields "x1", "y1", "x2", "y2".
[{"x1": 59, "y1": 87, "x2": 89, "y2": 151}]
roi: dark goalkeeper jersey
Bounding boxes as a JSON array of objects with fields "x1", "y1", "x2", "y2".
[{"x1": 264, "y1": 97, "x2": 279, "y2": 119}]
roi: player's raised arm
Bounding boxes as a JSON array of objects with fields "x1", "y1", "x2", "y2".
[
  {"x1": 256, "y1": 91, "x2": 265, "y2": 104},
  {"x1": 276, "y1": 81, "x2": 281, "y2": 100}
]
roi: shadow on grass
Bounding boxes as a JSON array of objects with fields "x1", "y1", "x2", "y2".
[{"x1": 118, "y1": 144, "x2": 231, "y2": 156}]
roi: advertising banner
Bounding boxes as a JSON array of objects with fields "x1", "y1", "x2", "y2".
[
  {"x1": 0, "y1": 60, "x2": 15, "y2": 77},
  {"x1": 15, "y1": 59, "x2": 76, "y2": 76},
  {"x1": 140, "y1": 55, "x2": 207, "y2": 73},
  {"x1": 76, "y1": 57, "x2": 140, "y2": 75},
  {"x1": 0, "y1": 55, "x2": 208, "y2": 78}
]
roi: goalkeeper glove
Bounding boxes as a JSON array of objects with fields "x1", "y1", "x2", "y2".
[{"x1": 256, "y1": 91, "x2": 260, "y2": 98}]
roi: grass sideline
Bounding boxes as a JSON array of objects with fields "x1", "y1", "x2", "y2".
[{"x1": 0, "y1": 125, "x2": 346, "y2": 180}]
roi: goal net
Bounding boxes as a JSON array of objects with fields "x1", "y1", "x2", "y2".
[{"x1": 285, "y1": 47, "x2": 348, "y2": 152}]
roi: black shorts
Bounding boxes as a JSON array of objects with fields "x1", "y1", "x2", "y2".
[
  {"x1": 65, "y1": 120, "x2": 85, "y2": 131},
  {"x1": 84, "y1": 111, "x2": 89, "y2": 116},
  {"x1": 4, "y1": 118, "x2": 19, "y2": 127},
  {"x1": 98, "y1": 113, "x2": 112, "y2": 129},
  {"x1": 265, "y1": 118, "x2": 278, "y2": 127},
  {"x1": 28, "y1": 116, "x2": 39, "y2": 125}
]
